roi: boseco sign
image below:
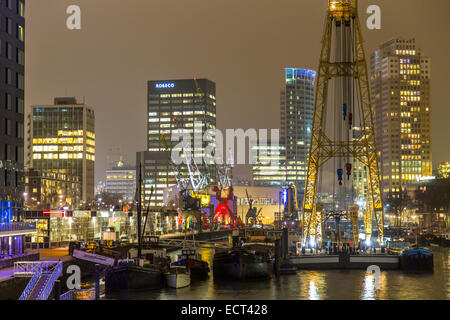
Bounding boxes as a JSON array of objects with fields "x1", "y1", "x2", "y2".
[{"x1": 155, "y1": 83, "x2": 175, "y2": 89}]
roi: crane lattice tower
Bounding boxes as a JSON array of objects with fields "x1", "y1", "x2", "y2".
[{"x1": 301, "y1": 0, "x2": 384, "y2": 248}]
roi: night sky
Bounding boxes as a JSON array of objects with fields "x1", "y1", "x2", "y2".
[{"x1": 25, "y1": 0, "x2": 450, "y2": 184}]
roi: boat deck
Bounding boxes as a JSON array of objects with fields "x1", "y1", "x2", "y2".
[{"x1": 288, "y1": 252, "x2": 400, "y2": 270}]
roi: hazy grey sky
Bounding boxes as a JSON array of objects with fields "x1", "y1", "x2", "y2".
[{"x1": 25, "y1": 0, "x2": 450, "y2": 184}]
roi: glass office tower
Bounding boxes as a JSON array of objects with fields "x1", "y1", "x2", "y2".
[{"x1": 28, "y1": 97, "x2": 95, "y2": 204}]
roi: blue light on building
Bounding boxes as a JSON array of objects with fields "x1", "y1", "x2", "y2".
[{"x1": 155, "y1": 83, "x2": 175, "y2": 89}]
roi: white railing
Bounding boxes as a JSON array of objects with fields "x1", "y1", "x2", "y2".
[
  {"x1": 14, "y1": 261, "x2": 62, "y2": 277},
  {"x1": 0, "y1": 222, "x2": 36, "y2": 233}
]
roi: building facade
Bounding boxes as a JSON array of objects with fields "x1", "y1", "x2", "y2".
[
  {"x1": 139, "y1": 79, "x2": 217, "y2": 207},
  {"x1": 437, "y1": 162, "x2": 449, "y2": 179},
  {"x1": 24, "y1": 168, "x2": 81, "y2": 210},
  {"x1": 371, "y1": 38, "x2": 432, "y2": 199},
  {"x1": 28, "y1": 97, "x2": 95, "y2": 204},
  {"x1": 252, "y1": 143, "x2": 285, "y2": 186},
  {"x1": 22, "y1": 210, "x2": 132, "y2": 249},
  {"x1": 0, "y1": 0, "x2": 26, "y2": 221},
  {"x1": 351, "y1": 127, "x2": 369, "y2": 205},
  {"x1": 280, "y1": 68, "x2": 316, "y2": 191},
  {"x1": 252, "y1": 68, "x2": 315, "y2": 199},
  {"x1": 0, "y1": 0, "x2": 35, "y2": 264},
  {"x1": 105, "y1": 165, "x2": 136, "y2": 203},
  {"x1": 136, "y1": 151, "x2": 173, "y2": 207}
]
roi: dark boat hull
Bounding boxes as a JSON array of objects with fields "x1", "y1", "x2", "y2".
[
  {"x1": 213, "y1": 249, "x2": 273, "y2": 280},
  {"x1": 172, "y1": 258, "x2": 210, "y2": 279},
  {"x1": 430, "y1": 238, "x2": 450, "y2": 248},
  {"x1": 105, "y1": 264, "x2": 163, "y2": 294},
  {"x1": 400, "y1": 249, "x2": 434, "y2": 272},
  {"x1": 187, "y1": 259, "x2": 210, "y2": 279}
]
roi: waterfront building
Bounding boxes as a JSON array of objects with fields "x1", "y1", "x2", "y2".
[
  {"x1": 138, "y1": 79, "x2": 217, "y2": 207},
  {"x1": 371, "y1": 38, "x2": 432, "y2": 199},
  {"x1": 22, "y1": 210, "x2": 131, "y2": 249},
  {"x1": 252, "y1": 68, "x2": 315, "y2": 206},
  {"x1": 437, "y1": 162, "x2": 449, "y2": 179},
  {"x1": 136, "y1": 151, "x2": 172, "y2": 207},
  {"x1": 403, "y1": 177, "x2": 447, "y2": 228},
  {"x1": 0, "y1": 0, "x2": 35, "y2": 263},
  {"x1": 352, "y1": 127, "x2": 368, "y2": 206},
  {"x1": 280, "y1": 68, "x2": 316, "y2": 192},
  {"x1": 251, "y1": 143, "x2": 285, "y2": 186},
  {"x1": 0, "y1": 0, "x2": 26, "y2": 221},
  {"x1": 105, "y1": 165, "x2": 136, "y2": 203},
  {"x1": 24, "y1": 168, "x2": 81, "y2": 210},
  {"x1": 233, "y1": 186, "x2": 281, "y2": 225},
  {"x1": 163, "y1": 184, "x2": 282, "y2": 226},
  {"x1": 28, "y1": 97, "x2": 95, "y2": 204}
]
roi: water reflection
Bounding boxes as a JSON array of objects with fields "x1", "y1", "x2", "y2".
[
  {"x1": 309, "y1": 280, "x2": 320, "y2": 300},
  {"x1": 105, "y1": 247, "x2": 448, "y2": 300},
  {"x1": 362, "y1": 275, "x2": 376, "y2": 300}
]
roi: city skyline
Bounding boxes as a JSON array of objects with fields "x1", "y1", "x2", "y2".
[
  {"x1": 24, "y1": 0, "x2": 450, "y2": 185},
  {"x1": 0, "y1": 0, "x2": 448, "y2": 303}
]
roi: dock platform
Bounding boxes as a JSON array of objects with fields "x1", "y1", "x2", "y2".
[{"x1": 288, "y1": 252, "x2": 399, "y2": 270}]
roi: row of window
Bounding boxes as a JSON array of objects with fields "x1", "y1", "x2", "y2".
[
  {"x1": 0, "y1": 40, "x2": 24, "y2": 64},
  {"x1": 3, "y1": 93, "x2": 24, "y2": 113},
  {"x1": 1, "y1": 144, "x2": 23, "y2": 162},
  {"x1": 1, "y1": 0, "x2": 25, "y2": 16},
  {"x1": 4, "y1": 68, "x2": 24, "y2": 89},
  {"x1": 3, "y1": 118, "x2": 22, "y2": 137},
  {"x1": 2, "y1": 16, "x2": 24, "y2": 41}
]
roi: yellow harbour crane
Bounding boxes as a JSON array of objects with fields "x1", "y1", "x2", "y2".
[{"x1": 302, "y1": 0, "x2": 384, "y2": 249}]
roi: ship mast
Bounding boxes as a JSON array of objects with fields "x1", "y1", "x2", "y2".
[{"x1": 137, "y1": 163, "x2": 142, "y2": 259}]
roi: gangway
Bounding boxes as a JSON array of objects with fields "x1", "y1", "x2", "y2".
[
  {"x1": 15, "y1": 261, "x2": 63, "y2": 300},
  {"x1": 72, "y1": 249, "x2": 116, "y2": 266}
]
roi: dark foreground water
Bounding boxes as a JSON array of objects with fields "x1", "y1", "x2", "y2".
[{"x1": 105, "y1": 246, "x2": 449, "y2": 300}]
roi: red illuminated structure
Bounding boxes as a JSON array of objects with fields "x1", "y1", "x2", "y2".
[{"x1": 212, "y1": 186, "x2": 237, "y2": 228}]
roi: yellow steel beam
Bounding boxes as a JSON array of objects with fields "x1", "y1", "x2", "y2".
[{"x1": 302, "y1": 2, "x2": 384, "y2": 248}]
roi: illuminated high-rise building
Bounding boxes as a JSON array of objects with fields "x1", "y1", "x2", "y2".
[
  {"x1": 105, "y1": 165, "x2": 136, "y2": 203},
  {"x1": 371, "y1": 38, "x2": 432, "y2": 199},
  {"x1": 139, "y1": 79, "x2": 216, "y2": 206},
  {"x1": 0, "y1": 0, "x2": 26, "y2": 221},
  {"x1": 0, "y1": 1, "x2": 31, "y2": 260},
  {"x1": 351, "y1": 127, "x2": 368, "y2": 205},
  {"x1": 252, "y1": 143, "x2": 285, "y2": 186},
  {"x1": 437, "y1": 162, "x2": 450, "y2": 179},
  {"x1": 28, "y1": 97, "x2": 95, "y2": 203},
  {"x1": 251, "y1": 68, "x2": 315, "y2": 196},
  {"x1": 280, "y1": 68, "x2": 316, "y2": 194}
]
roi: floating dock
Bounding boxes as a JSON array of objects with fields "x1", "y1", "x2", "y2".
[{"x1": 288, "y1": 252, "x2": 399, "y2": 270}]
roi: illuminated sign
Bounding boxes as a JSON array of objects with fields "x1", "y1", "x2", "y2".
[
  {"x1": 417, "y1": 176, "x2": 436, "y2": 181},
  {"x1": 191, "y1": 192, "x2": 210, "y2": 207},
  {"x1": 155, "y1": 83, "x2": 175, "y2": 89}
]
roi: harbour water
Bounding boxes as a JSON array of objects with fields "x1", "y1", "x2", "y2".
[{"x1": 104, "y1": 246, "x2": 449, "y2": 300}]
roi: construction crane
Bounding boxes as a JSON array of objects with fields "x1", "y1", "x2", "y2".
[
  {"x1": 212, "y1": 149, "x2": 239, "y2": 228},
  {"x1": 301, "y1": 0, "x2": 384, "y2": 251},
  {"x1": 244, "y1": 189, "x2": 262, "y2": 226}
]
